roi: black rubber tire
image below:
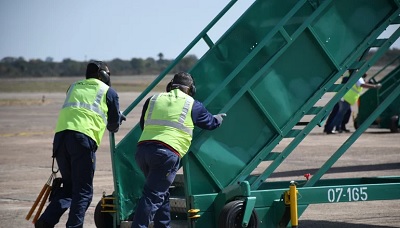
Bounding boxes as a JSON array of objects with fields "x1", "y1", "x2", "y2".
[
  {"x1": 94, "y1": 199, "x2": 114, "y2": 228},
  {"x1": 390, "y1": 115, "x2": 399, "y2": 133},
  {"x1": 218, "y1": 200, "x2": 259, "y2": 228}
]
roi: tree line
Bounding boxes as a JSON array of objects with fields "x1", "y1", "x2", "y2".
[
  {"x1": 0, "y1": 48, "x2": 399, "y2": 78},
  {"x1": 0, "y1": 54, "x2": 198, "y2": 78}
]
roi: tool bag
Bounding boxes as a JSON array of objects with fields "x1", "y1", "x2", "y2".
[{"x1": 49, "y1": 176, "x2": 62, "y2": 202}]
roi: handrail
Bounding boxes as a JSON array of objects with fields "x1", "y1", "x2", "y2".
[
  {"x1": 122, "y1": 0, "x2": 239, "y2": 116},
  {"x1": 370, "y1": 55, "x2": 400, "y2": 81}
]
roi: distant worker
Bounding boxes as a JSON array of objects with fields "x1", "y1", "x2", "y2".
[
  {"x1": 35, "y1": 60, "x2": 126, "y2": 228},
  {"x1": 324, "y1": 74, "x2": 351, "y2": 133},
  {"x1": 325, "y1": 72, "x2": 381, "y2": 134},
  {"x1": 132, "y1": 72, "x2": 225, "y2": 228},
  {"x1": 324, "y1": 101, "x2": 352, "y2": 133}
]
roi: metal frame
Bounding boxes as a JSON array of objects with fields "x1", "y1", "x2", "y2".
[{"x1": 102, "y1": 0, "x2": 400, "y2": 227}]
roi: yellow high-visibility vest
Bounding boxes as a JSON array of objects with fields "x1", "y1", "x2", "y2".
[
  {"x1": 139, "y1": 89, "x2": 194, "y2": 157},
  {"x1": 343, "y1": 84, "x2": 363, "y2": 105},
  {"x1": 55, "y1": 78, "x2": 109, "y2": 146}
]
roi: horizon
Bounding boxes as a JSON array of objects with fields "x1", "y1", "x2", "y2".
[{"x1": 1, "y1": 0, "x2": 399, "y2": 62}]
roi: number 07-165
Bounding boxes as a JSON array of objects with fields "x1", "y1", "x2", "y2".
[{"x1": 327, "y1": 187, "x2": 368, "y2": 202}]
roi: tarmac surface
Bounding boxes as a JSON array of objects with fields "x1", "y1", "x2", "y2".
[{"x1": 0, "y1": 91, "x2": 399, "y2": 228}]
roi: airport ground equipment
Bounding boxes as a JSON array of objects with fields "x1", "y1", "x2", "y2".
[
  {"x1": 354, "y1": 56, "x2": 400, "y2": 133},
  {"x1": 94, "y1": 0, "x2": 400, "y2": 227}
]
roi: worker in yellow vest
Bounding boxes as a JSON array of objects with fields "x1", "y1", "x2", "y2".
[
  {"x1": 132, "y1": 72, "x2": 225, "y2": 228},
  {"x1": 324, "y1": 75, "x2": 352, "y2": 133},
  {"x1": 325, "y1": 72, "x2": 381, "y2": 134},
  {"x1": 35, "y1": 61, "x2": 125, "y2": 228}
]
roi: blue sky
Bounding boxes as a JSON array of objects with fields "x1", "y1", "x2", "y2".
[{"x1": 0, "y1": 0, "x2": 399, "y2": 62}]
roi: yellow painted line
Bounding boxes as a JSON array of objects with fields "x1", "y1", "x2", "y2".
[{"x1": 0, "y1": 131, "x2": 53, "y2": 137}]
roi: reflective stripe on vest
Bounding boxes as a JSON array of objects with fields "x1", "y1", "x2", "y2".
[
  {"x1": 62, "y1": 82, "x2": 108, "y2": 123},
  {"x1": 343, "y1": 84, "x2": 363, "y2": 105},
  {"x1": 55, "y1": 79, "x2": 109, "y2": 146},
  {"x1": 145, "y1": 94, "x2": 193, "y2": 136},
  {"x1": 138, "y1": 90, "x2": 195, "y2": 157}
]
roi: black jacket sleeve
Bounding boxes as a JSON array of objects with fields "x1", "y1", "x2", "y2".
[
  {"x1": 140, "y1": 97, "x2": 151, "y2": 130},
  {"x1": 106, "y1": 87, "x2": 122, "y2": 133},
  {"x1": 191, "y1": 100, "x2": 220, "y2": 130}
]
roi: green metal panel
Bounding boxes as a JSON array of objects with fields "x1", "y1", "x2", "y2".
[
  {"x1": 188, "y1": 177, "x2": 400, "y2": 227},
  {"x1": 312, "y1": 1, "x2": 395, "y2": 64},
  {"x1": 112, "y1": 126, "x2": 144, "y2": 220},
  {"x1": 106, "y1": 0, "x2": 400, "y2": 225},
  {"x1": 357, "y1": 63, "x2": 400, "y2": 129},
  {"x1": 184, "y1": 0, "x2": 398, "y2": 198}
]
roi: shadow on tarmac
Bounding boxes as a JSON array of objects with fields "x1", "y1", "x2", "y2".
[
  {"x1": 300, "y1": 219, "x2": 396, "y2": 227},
  {"x1": 271, "y1": 162, "x2": 400, "y2": 178}
]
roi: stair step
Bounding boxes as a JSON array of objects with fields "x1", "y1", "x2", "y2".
[
  {"x1": 327, "y1": 84, "x2": 343, "y2": 92},
  {"x1": 391, "y1": 15, "x2": 400, "y2": 24},
  {"x1": 264, "y1": 152, "x2": 281, "y2": 161},
  {"x1": 285, "y1": 129, "x2": 301, "y2": 138},
  {"x1": 306, "y1": 106, "x2": 323, "y2": 115},
  {"x1": 372, "y1": 38, "x2": 388, "y2": 47}
]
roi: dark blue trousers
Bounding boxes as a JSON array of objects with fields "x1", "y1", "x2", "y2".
[
  {"x1": 132, "y1": 142, "x2": 180, "y2": 228},
  {"x1": 37, "y1": 130, "x2": 97, "y2": 228},
  {"x1": 324, "y1": 102, "x2": 352, "y2": 132},
  {"x1": 325, "y1": 100, "x2": 351, "y2": 133}
]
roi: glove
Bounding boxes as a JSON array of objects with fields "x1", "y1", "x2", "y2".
[
  {"x1": 213, "y1": 113, "x2": 227, "y2": 125},
  {"x1": 120, "y1": 111, "x2": 127, "y2": 123},
  {"x1": 375, "y1": 83, "x2": 382, "y2": 89}
]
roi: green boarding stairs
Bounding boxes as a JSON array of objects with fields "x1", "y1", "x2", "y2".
[
  {"x1": 355, "y1": 56, "x2": 400, "y2": 133},
  {"x1": 95, "y1": 0, "x2": 400, "y2": 227}
]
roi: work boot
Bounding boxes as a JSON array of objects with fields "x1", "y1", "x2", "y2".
[
  {"x1": 338, "y1": 128, "x2": 350, "y2": 133},
  {"x1": 35, "y1": 219, "x2": 54, "y2": 228}
]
